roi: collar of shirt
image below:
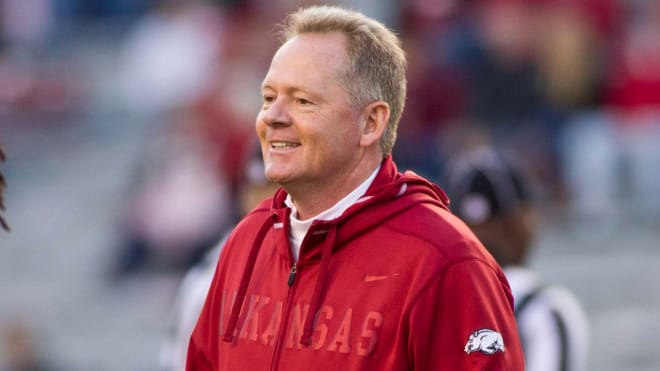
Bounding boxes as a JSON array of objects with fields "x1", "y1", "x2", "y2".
[{"x1": 284, "y1": 165, "x2": 381, "y2": 261}]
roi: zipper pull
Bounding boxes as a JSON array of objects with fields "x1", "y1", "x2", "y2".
[{"x1": 287, "y1": 263, "x2": 297, "y2": 287}]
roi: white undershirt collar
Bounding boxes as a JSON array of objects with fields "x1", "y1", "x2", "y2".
[{"x1": 285, "y1": 165, "x2": 380, "y2": 261}]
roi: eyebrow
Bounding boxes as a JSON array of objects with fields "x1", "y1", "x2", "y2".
[{"x1": 261, "y1": 84, "x2": 321, "y2": 100}]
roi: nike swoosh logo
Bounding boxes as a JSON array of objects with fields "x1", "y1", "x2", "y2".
[{"x1": 363, "y1": 273, "x2": 400, "y2": 282}]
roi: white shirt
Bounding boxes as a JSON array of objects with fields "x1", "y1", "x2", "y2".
[{"x1": 284, "y1": 165, "x2": 380, "y2": 261}]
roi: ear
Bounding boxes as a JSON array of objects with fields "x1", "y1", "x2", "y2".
[{"x1": 359, "y1": 101, "x2": 390, "y2": 148}]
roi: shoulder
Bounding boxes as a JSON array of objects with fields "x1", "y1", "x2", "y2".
[
  {"x1": 219, "y1": 204, "x2": 275, "y2": 261},
  {"x1": 385, "y1": 201, "x2": 499, "y2": 266},
  {"x1": 364, "y1": 203, "x2": 508, "y2": 299},
  {"x1": 231, "y1": 199, "x2": 274, "y2": 233}
]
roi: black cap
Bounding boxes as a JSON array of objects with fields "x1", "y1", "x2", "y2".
[{"x1": 444, "y1": 147, "x2": 531, "y2": 224}]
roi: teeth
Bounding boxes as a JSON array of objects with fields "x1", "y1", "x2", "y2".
[{"x1": 271, "y1": 142, "x2": 300, "y2": 149}]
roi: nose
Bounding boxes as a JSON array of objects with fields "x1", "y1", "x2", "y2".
[{"x1": 259, "y1": 98, "x2": 291, "y2": 127}]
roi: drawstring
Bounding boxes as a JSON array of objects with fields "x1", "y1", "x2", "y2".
[
  {"x1": 222, "y1": 214, "x2": 275, "y2": 342},
  {"x1": 300, "y1": 224, "x2": 338, "y2": 346}
]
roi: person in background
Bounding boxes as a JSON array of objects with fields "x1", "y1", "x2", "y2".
[
  {"x1": 159, "y1": 146, "x2": 278, "y2": 371},
  {"x1": 109, "y1": 115, "x2": 232, "y2": 280},
  {"x1": 445, "y1": 145, "x2": 589, "y2": 371},
  {"x1": 187, "y1": 5, "x2": 523, "y2": 370}
]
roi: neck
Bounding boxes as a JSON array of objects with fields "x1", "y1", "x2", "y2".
[{"x1": 286, "y1": 159, "x2": 380, "y2": 220}]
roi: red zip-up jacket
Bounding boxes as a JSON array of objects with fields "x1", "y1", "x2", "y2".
[{"x1": 187, "y1": 156, "x2": 524, "y2": 370}]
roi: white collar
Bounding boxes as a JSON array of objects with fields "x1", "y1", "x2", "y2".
[
  {"x1": 285, "y1": 165, "x2": 380, "y2": 223},
  {"x1": 284, "y1": 165, "x2": 380, "y2": 261}
]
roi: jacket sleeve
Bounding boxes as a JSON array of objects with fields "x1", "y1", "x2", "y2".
[{"x1": 408, "y1": 259, "x2": 525, "y2": 370}]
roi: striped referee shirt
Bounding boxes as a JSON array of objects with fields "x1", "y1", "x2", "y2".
[{"x1": 505, "y1": 267, "x2": 589, "y2": 371}]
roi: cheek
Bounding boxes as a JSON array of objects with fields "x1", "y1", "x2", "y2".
[
  {"x1": 334, "y1": 123, "x2": 362, "y2": 148},
  {"x1": 319, "y1": 110, "x2": 359, "y2": 141}
]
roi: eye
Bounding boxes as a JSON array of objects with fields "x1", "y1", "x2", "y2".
[
  {"x1": 295, "y1": 97, "x2": 312, "y2": 106},
  {"x1": 263, "y1": 94, "x2": 275, "y2": 103}
]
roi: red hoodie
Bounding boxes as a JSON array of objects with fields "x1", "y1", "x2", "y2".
[{"x1": 187, "y1": 157, "x2": 524, "y2": 370}]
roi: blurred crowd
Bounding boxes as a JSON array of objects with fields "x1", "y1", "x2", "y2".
[{"x1": 1, "y1": 0, "x2": 660, "y2": 369}]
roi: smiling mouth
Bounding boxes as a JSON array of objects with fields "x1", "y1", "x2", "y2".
[{"x1": 271, "y1": 141, "x2": 300, "y2": 149}]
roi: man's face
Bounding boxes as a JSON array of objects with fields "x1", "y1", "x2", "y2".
[{"x1": 256, "y1": 32, "x2": 367, "y2": 193}]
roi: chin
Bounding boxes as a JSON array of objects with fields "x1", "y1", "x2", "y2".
[
  {"x1": 265, "y1": 162, "x2": 296, "y2": 181},
  {"x1": 264, "y1": 170, "x2": 290, "y2": 185}
]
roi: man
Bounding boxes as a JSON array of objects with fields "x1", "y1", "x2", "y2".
[
  {"x1": 445, "y1": 146, "x2": 589, "y2": 371},
  {"x1": 187, "y1": 6, "x2": 523, "y2": 370}
]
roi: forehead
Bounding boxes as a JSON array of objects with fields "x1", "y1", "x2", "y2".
[{"x1": 263, "y1": 32, "x2": 349, "y2": 88}]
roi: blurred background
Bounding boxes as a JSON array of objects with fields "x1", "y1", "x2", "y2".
[{"x1": 1, "y1": 0, "x2": 659, "y2": 370}]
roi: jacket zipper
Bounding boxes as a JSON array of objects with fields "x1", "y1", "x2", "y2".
[
  {"x1": 269, "y1": 261, "x2": 298, "y2": 371},
  {"x1": 287, "y1": 262, "x2": 297, "y2": 286}
]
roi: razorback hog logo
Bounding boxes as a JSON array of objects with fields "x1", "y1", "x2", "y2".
[{"x1": 464, "y1": 329, "x2": 505, "y2": 355}]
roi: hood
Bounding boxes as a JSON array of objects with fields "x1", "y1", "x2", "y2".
[{"x1": 270, "y1": 155, "x2": 449, "y2": 257}]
